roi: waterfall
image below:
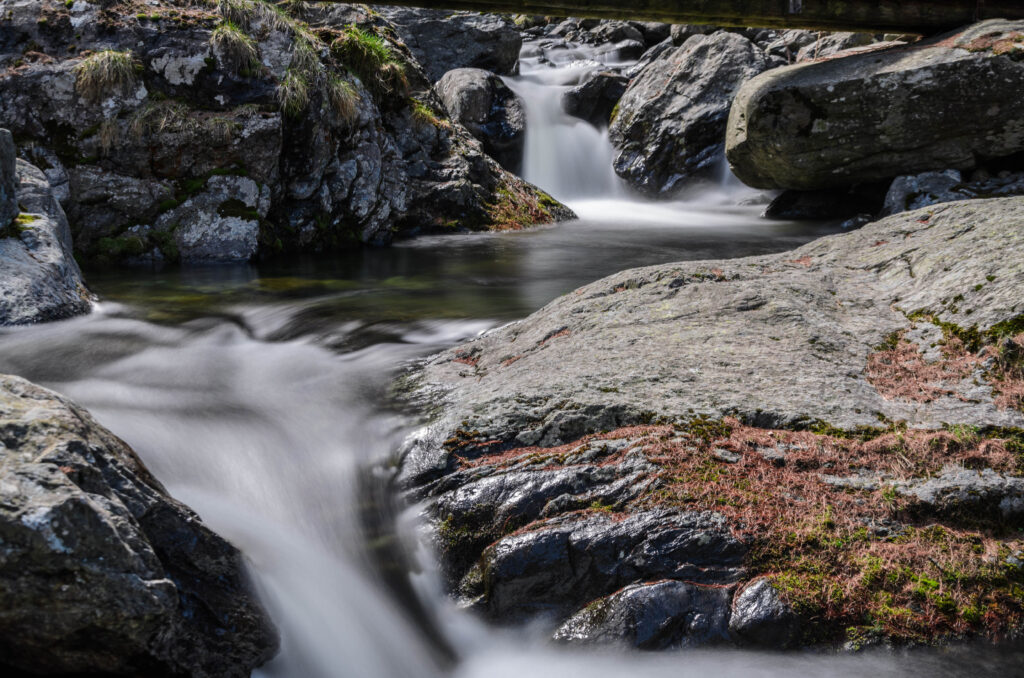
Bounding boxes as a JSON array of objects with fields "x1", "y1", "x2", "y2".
[
  {"x1": 505, "y1": 40, "x2": 766, "y2": 221},
  {"x1": 504, "y1": 64, "x2": 624, "y2": 203}
]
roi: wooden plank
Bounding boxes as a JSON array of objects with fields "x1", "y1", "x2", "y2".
[{"x1": 371, "y1": 1, "x2": 1024, "y2": 34}]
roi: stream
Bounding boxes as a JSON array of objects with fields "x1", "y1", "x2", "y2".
[{"x1": 1, "y1": 37, "x2": 1020, "y2": 678}]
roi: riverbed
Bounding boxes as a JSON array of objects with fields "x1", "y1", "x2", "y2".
[{"x1": 1, "y1": 34, "x2": 1021, "y2": 678}]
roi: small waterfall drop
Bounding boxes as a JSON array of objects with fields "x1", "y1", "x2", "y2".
[
  {"x1": 505, "y1": 59, "x2": 624, "y2": 203},
  {"x1": 505, "y1": 40, "x2": 766, "y2": 221}
]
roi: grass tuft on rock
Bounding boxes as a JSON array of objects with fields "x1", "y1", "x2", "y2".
[
  {"x1": 210, "y1": 21, "x2": 261, "y2": 75},
  {"x1": 327, "y1": 75, "x2": 359, "y2": 124},
  {"x1": 290, "y1": 34, "x2": 322, "y2": 81},
  {"x1": 276, "y1": 69, "x2": 309, "y2": 118},
  {"x1": 410, "y1": 99, "x2": 450, "y2": 131},
  {"x1": 73, "y1": 50, "x2": 138, "y2": 102},
  {"x1": 331, "y1": 25, "x2": 407, "y2": 99}
]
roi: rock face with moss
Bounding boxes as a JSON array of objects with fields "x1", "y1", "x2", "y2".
[
  {"x1": 0, "y1": 374, "x2": 278, "y2": 675},
  {"x1": 0, "y1": 0, "x2": 571, "y2": 266},
  {"x1": 398, "y1": 196, "x2": 1024, "y2": 648},
  {"x1": 726, "y1": 20, "x2": 1024, "y2": 191},
  {"x1": 371, "y1": 7, "x2": 522, "y2": 83},
  {"x1": 0, "y1": 132, "x2": 91, "y2": 325}
]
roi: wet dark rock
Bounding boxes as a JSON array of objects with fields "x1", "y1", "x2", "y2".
[
  {"x1": 729, "y1": 578, "x2": 800, "y2": 648},
  {"x1": 593, "y1": 39, "x2": 647, "y2": 62},
  {"x1": 373, "y1": 7, "x2": 521, "y2": 82},
  {"x1": 727, "y1": 20, "x2": 1024, "y2": 191},
  {"x1": 0, "y1": 129, "x2": 16, "y2": 228},
  {"x1": 0, "y1": 157, "x2": 91, "y2": 325},
  {"x1": 630, "y1": 22, "x2": 672, "y2": 47},
  {"x1": 553, "y1": 580, "x2": 733, "y2": 649},
  {"x1": 764, "y1": 183, "x2": 888, "y2": 220},
  {"x1": 623, "y1": 38, "x2": 675, "y2": 79},
  {"x1": 882, "y1": 169, "x2": 1024, "y2": 216},
  {"x1": 435, "y1": 68, "x2": 525, "y2": 173},
  {"x1": 562, "y1": 72, "x2": 628, "y2": 128},
  {"x1": 758, "y1": 29, "x2": 819, "y2": 64},
  {"x1": 472, "y1": 510, "x2": 746, "y2": 622},
  {"x1": 610, "y1": 31, "x2": 767, "y2": 196},
  {"x1": 0, "y1": 374, "x2": 278, "y2": 676},
  {"x1": 431, "y1": 451, "x2": 659, "y2": 586},
  {"x1": 588, "y1": 21, "x2": 644, "y2": 46}
]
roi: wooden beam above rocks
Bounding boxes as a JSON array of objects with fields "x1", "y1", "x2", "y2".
[{"x1": 372, "y1": 1, "x2": 1024, "y2": 34}]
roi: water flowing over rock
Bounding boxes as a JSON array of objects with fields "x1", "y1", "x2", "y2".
[
  {"x1": 0, "y1": 150, "x2": 91, "y2": 325},
  {"x1": 609, "y1": 31, "x2": 767, "y2": 196},
  {"x1": 371, "y1": 7, "x2": 521, "y2": 83},
  {"x1": 0, "y1": 1, "x2": 569, "y2": 265},
  {"x1": 726, "y1": 20, "x2": 1024, "y2": 191},
  {"x1": 435, "y1": 68, "x2": 525, "y2": 173},
  {"x1": 0, "y1": 374, "x2": 278, "y2": 676}
]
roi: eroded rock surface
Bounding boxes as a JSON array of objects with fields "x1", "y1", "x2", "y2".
[
  {"x1": 0, "y1": 374, "x2": 278, "y2": 676},
  {"x1": 553, "y1": 580, "x2": 733, "y2": 649},
  {"x1": 411, "y1": 197, "x2": 1024, "y2": 448}
]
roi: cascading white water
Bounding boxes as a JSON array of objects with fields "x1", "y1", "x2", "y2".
[
  {"x1": 505, "y1": 60, "x2": 624, "y2": 202},
  {"x1": 506, "y1": 40, "x2": 766, "y2": 224}
]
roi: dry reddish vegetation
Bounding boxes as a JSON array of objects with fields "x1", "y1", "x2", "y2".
[
  {"x1": 644, "y1": 419, "x2": 1024, "y2": 645},
  {"x1": 459, "y1": 418, "x2": 1024, "y2": 646},
  {"x1": 867, "y1": 334, "x2": 979, "y2": 403},
  {"x1": 991, "y1": 335, "x2": 1024, "y2": 411},
  {"x1": 867, "y1": 329, "x2": 1024, "y2": 411}
]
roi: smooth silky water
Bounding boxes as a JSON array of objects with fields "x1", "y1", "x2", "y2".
[{"x1": 1, "y1": 37, "x2": 1020, "y2": 678}]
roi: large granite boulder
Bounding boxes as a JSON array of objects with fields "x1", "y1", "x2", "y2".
[
  {"x1": 409, "y1": 197, "x2": 1024, "y2": 440},
  {"x1": 0, "y1": 374, "x2": 278, "y2": 676},
  {"x1": 0, "y1": 155, "x2": 91, "y2": 325},
  {"x1": 371, "y1": 7, "x2": 521, "y2": 82},
  {"x1": 726, "y1": 20, "x2": 1024, "y2": 191},
  {"x1": 435, "y1": 68, "x2": 525, "y2": 173},
  {"x1": 399, "y1": 196, "x2": 1024, "y2": 648},
  {"x1": 609, "y1": 31, "x2": 767, "y2": 196}
]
